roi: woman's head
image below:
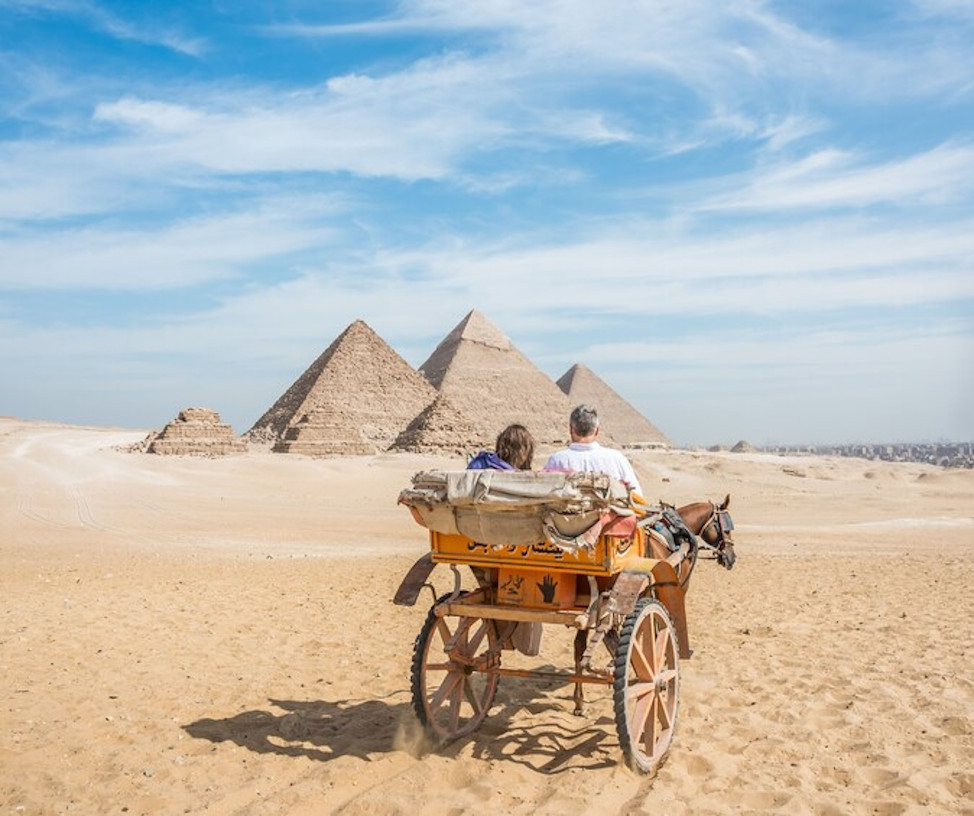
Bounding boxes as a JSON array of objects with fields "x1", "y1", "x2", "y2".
[{"x1": 496, "y1": 424, "x2": 535, "y2": 470}]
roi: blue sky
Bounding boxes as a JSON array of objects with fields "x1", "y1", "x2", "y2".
[{"x1": 1, "y1": 0, "x2": 972, "y2": 446}]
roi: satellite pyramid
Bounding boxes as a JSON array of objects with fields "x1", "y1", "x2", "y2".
[
  {"x1": 146, "y1": 407, "x2": 245, "y2": 456},
  {"x1": 419, "y1": 310, "x2": 573, "y2": 445},
  {"x1": 556, "y1": 363, "x2": 670, "y2": 448},
  {"x1": 391, "y1": 394, "x2": 486, "y2": 455},
  {"x1": 247, "y1": 319, "x2": 437, "y2": 455}
]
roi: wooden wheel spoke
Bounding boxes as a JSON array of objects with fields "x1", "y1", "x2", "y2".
[
  {"x1": 657, "y1": 668, "x2": 678, "y2": 685},
  {"x1": 641, "y1": 695, "x2": 659, "y2": 758},
  {"x1": 463, "y1": 677, "x2": 484, "y2": 716},
  {"x1": 434, "y1": 618, "x2": 454, "y2": 648},
  {"x1": 657, "y1": 694, "x2": 675, "y2": 732},
  {"x1": 464, "y1": 620, "x2": 489, "y2": 656},
  {"x1": 448, "y1": 676, "x2": 463, "y2": 730},
  {"x1": 627, "y1": 680, "x2": 656, "y2": 702},
  {"x1": 631, "y1": 639, "x2": 655, "y2": 680},
  {"x1": 425, "y1": 662, "x2": 452, "y2": 672},
  {"x1": 630, "y1": 689, "x2": 655, "y2": 745},
  {"x1": 653, "y1": 621, "x2": 671, "y2": 672},
  {"x1": 428, "y1": 670, "x2": 461, "y2": 711},
  {"x1": 448, "y1": 617, "x2": 474, "y2": 653}
]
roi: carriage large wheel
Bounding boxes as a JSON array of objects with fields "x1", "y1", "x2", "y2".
[
  {"x1": 613, "y1": 597, "x2": 680, "y2": 774},
  {"x1": 411, "y1": 597, "x2": 499, "y2": 742}
]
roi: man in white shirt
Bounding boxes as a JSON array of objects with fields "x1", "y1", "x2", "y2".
[{"x1": 544, "y1": 404, "x2": 643, "y2": 495}]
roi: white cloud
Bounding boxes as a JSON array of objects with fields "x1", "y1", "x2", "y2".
[
  {"x1": 94, "y1": 99, "x2": 206, "y2": 133},
  {"x1": 699, "y1": 143, "x2": 974, "y2": 212},
  {"x1": 371, "y1": 216, "x2": 974, "y2": 313},
  {"x1": 85, "y1": 55, "x2": 516, "y2": 180},
  {"x1": 267, "y1": 0, "x2": 974, "y2": 108},
  {"x1": 0, "y1": 207, "x2": 337, "y2": 290},
  {"x1": 910, "y1": 0, "x2": 974, "y2": 22},
  {"x1": 1, "y1": 0, "x2": 205, "y2": 55}
]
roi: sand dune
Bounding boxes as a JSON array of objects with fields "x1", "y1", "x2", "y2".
[{"x1": 2, "y1": 418, "x2": 972, "y2": 815}]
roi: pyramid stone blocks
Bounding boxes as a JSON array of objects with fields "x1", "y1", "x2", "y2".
[
  {"x1": 391, "y1": 395, "x2": 487, "y2": 455},
  {"x1": 419, "y1": 310, "x2": 573, "y2": 446},
  {"x1": 148, "y1": 407, "x2": 246, "y2": 456},
  {"x1": 247, "y1": 319, "x2": 437, "y2": 456}
]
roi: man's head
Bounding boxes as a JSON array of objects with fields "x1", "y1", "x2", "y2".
[{"x1": 569, "y1": 404, "x2": 599, "y2": 442}]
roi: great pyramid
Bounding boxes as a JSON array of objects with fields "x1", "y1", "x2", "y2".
[
  {"x1": 556, "y1": 363, "x2": 670, "y2": 448},
  {"x1": 391, "y1": 394, "x2": 487, "y2": 455},
  {"x1": 247, "y1": 319, "x2": 437, "y2": 455},
  {"x1": 419, "y1": 310, "x2": 573, "y2": 445}
]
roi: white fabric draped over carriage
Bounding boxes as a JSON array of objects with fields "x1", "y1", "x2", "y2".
[{"x1": 398, "y1": 470, "x2": 638, "y2": 553}]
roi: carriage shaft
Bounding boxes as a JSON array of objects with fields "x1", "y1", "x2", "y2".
[{"x1": 487, "y1": 667, "x2": 614, "y2": 685}]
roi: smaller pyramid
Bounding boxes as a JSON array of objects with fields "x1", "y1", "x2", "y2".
[
  {"x1": 731, "y1": 439, "x2": 757, "y2": 453},
  {"x1": 391, "y1": 395, "x2": 487, "y2": 455},
  {"x1": 247, "y1": 319, "x2": 437, "y2": 455},
  {"x1": 556, "y1": 363, "x2": 669, "y2": 448},
  {"x1": 147, "y1": 408, "x2": 246, "y2": 456}
]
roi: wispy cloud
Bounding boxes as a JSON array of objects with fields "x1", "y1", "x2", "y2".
[
  {"x1": 265, "y1": 0, "x2": 974, "y2": 106},
  {"x1": 89, "y1": 57, "x2": 515, "y2": 180},
  {"x1": 0, "y1": 205, "x2": 338, "y2": 290},
  {"x1": 699, "y1": 143, "x2": 974, "y2": 212},
  {"x1": 1, "y1": 0, "x2": 205, "y2": 55}
]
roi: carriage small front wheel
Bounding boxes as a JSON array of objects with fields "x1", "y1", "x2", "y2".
[
  {"x1": 613, "y1": 597, "x2": 680, "y2": 774},
  {"x1": 410, "y1": 596, "x2": 500, "y2": 742}
]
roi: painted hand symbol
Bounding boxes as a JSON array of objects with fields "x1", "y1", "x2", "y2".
[{"x1": 537, "y1": 574, "x2": 558, "y2": 603}]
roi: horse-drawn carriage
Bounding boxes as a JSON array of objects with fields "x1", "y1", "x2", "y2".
[{"x1": 394, "y1": 469, "x2": 735, "y2": 774}]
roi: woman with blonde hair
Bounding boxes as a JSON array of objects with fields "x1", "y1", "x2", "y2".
[{"x1": 467, "y1": 423, "x2": 535, "y2": 471}]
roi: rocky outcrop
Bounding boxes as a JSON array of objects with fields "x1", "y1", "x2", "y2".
[{"x1": 147, "y1": 408, "x2": 245, "y2": 456}]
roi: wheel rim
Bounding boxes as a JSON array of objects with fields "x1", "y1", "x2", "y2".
[
  {"x1": 615, "y1": 599, "x2": 679, "y2": 772},
  {"x1": 414, "y1": 610, "x2": 498, "y2": 740}
]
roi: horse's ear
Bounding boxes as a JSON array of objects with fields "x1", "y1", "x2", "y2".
[{"x1": 720, "y1": 494, "x2": 730, "y2": 510}]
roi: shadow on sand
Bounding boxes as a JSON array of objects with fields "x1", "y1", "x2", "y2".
[{"x1": 184, "y1": 682, "x2": 619, "y2": 773}]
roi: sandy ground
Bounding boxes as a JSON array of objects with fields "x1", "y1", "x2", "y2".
[{"x1": 1, "y1": 418, "x2": 972, "y2": 816}]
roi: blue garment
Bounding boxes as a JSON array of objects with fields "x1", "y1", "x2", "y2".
[{"x1": 467, "y1": 450, "x2": 515, "y2": 471}]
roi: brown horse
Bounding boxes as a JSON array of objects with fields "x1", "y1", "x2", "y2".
[{"x1": 571, "y1": 494, "x2": 736, "y2": 715}]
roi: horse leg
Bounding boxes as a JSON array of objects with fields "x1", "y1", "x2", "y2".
[{"x1": 572, "y1": 629, "x2": 587, "y2": 716}]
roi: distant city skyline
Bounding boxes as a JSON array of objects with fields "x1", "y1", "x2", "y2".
[{"x1": 1, "y1": 2, "x2": 972, "y2": 446}]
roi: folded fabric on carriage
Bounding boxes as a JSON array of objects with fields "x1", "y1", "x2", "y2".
[{"x1": 398, "y1": 470, "x2": 640, "y2": 554}]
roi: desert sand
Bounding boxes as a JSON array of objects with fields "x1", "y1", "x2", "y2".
[{"x1": 2, "y1": 418, "x2": 972, "y2": 815}]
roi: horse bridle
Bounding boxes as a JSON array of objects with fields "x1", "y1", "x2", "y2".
[{"x1": 697, "y1": 502, "x2": 736, "y2": 569}]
